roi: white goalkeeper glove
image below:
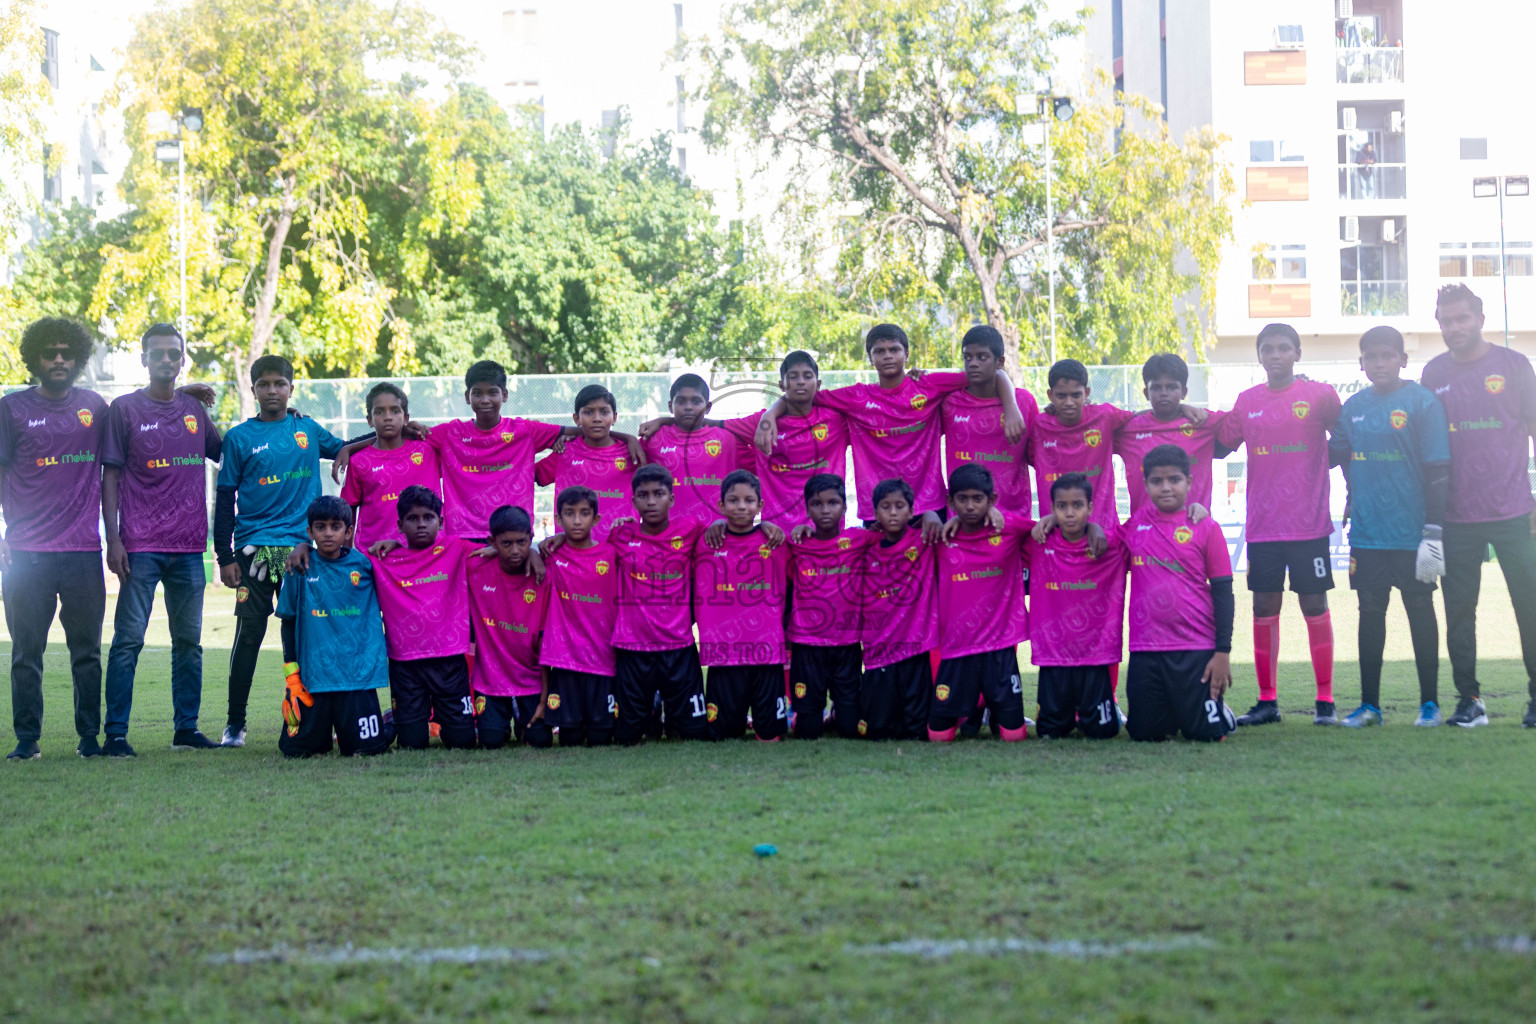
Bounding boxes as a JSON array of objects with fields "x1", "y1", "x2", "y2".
[{"x1": 1415, "y1": 524, "x2": 1445, "y2": 583}]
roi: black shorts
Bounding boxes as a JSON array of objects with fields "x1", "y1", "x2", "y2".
[
  {"x1": 706, "y1": 664, "x2": 787, "y2": 741},
  {"x1": 1349, "y1": 547, "x2": 1435, "y2": 594},
  {"x1": 279, "y1": 688, "x2": 393, "y2": 757},
  {"x1": 789, "y1": 642, "x2": 863, "y2": 739},
  {"x1": 929, "y1": 648, "x2": 1025, "y2": 733},
  {"x1": 389, "y1": 655, "x2": 476, "y2": 749},
  {"x1": 472, "y1": 691, "x2": 552, "y2": 749},
  {"x1": 233, "y1": 546, "x2": 290, "y2": 620},
  {"x1": 1246, "y1": 537, "x2": 1335, "y2": 594},
  {"x1": 859, "y1": 652, "x2": 932, "y2": 740},
  {"x1": 544, "y1": 668, "x2": 617, "y2": 739},
  {"x1": 1036, "y1": 665, "x2": 1119, "y2": 739},
  {"x1": 614, "y1": 647, "x2": 709, "y2": 743},
  {"x1": 1125, "y1": 650, "x2": 1234, "y2": 743}
]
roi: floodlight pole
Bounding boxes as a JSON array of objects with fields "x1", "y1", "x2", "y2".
[
  {"x1": 1499, "y1": 182, "x2": 1509, "y2": 346},
  {"x1": 1045, "y1": 110, "x2": 1056, "y2": 367},
  {"x1": 178, "y1": 126, "x2": 187, "y2": 338}
]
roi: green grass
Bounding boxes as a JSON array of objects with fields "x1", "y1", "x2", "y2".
[{"x1": 2, "y1": 577, "x2": 1535, "y2": 1023}]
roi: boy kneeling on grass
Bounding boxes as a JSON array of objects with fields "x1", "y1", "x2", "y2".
[{"x1": 276, "y1": 497, "x2": 394, "y2": 758}]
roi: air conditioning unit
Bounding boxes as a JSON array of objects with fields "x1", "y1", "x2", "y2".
[
  {"x1": 1344, "y1": 216, "x2": 1360, "y2": 242},
  {"x1": 1337, "y1": 0, "x2": 1354, "y2": 18},
  {"x1": 1273, "y1": 25, "x2": 1305, "y2": 50},
  {"x1": 1389, "y1": 110, "x2": 1404, "y2": 133},
  {"x1": 1382, "y1": 219, "x2": 1397, "y2": 243},
  {"x1": 1342, "y1": 107, "x2": 1357, "y2": 130}
]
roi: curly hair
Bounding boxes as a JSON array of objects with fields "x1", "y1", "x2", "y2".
[{"x1": 19, "y1": 318, "x2": 92, "y2": 377}]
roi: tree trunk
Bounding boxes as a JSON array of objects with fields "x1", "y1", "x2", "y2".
[
  {"x1": 242, "y1": 189, "x2": 297, "y2": 419},
  {"x1": 973, "y1": 267, "x2": 1023, "y2": 384}
]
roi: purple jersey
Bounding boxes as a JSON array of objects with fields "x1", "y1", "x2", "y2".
[
  {"x1": 1217, "y1": 379, "x2": 1341, "y2": 542},
  {"x1": 1115, "y1": 410, "x2": 1229, "y2": 515},
  {"x1": 942, "y1": 388, "x2": 1037, "y2": 514},
  {"x1": 0, "y1": 387, "x2": 107, "y2": 551},
  {"x1": 1422, "y1": 345, "x2": 1536, "y2": 524},
  {"x1": 102, "y1": 390, "x2": 220, "y2": 553},
  {"x1": 1125, "y1": 504, "x2": 1232, "y2": 652}
]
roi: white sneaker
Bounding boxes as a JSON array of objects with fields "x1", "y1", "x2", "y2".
[{"x1": 220, "y1": 725, "x2": 247, "y2": 748}]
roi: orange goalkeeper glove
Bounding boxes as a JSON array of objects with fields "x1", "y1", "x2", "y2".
[{"x1": 281, "y1": 662, "x2": 312, "y2": 735}]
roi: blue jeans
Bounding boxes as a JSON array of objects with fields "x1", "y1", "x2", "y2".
[
  {"x1": 104, "y1": 551, "x2": 207, "y2": 736},
  {"x1": 3, "y1": 550, "x2": 106, "y2": 743}
]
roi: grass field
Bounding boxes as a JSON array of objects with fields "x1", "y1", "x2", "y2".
[{"x1": 2, "y1": 575, "x2": 1534, "y2": 1023}]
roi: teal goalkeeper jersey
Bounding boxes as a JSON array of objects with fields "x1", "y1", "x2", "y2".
[
  {"x1": 217, "y1": 415, "x2": 346, "y2": 547},
  {"x1": 276, "y1": 547, "x2": 390, "y2": 693},
  {"x1": 1329, "y1": 382, "x2": 1451, "y2": 550}
]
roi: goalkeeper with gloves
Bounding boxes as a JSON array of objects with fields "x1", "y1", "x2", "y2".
[
  {"x1": 1329, "y1": 326, "x2": 1452, "y2": 728},
  {"x1": 276, "y1": 496, "x2": 394, "y2": 757}
]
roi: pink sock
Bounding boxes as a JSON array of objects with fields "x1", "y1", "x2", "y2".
[
  {"x1": 999, "y1": 723, "x2": 1028, "y2": 742},
  {"x1": 1306, "y1": 611, "x2": 1334, "y2": 703},
  {"x1": 1254, "y1": 615, "x2": 1280, "y2": 702},
  {"x1": 929, "y1": 649, "x2": 943, "y2": 677},
  {"x1": 928, "y1": 725, "x2": 958, "y2": 743},
  {"x1": 1109, "y1": 663, "x2": 1120, "y2": 697},
  {"x1": 757, "y1": 734, "x2": 781, "y2": 743}
]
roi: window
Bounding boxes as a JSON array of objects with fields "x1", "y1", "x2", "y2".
[
  {"x1": 521, "y1": 9, "x2": 538, "y2": 45},
  {"x1": 502, "y1": 9, "x2": 537, "y2": 44},
  {"x1": 1460, "y1": 138, "x2": 1488, "y2": 160},
  {"x1": 41, "y1": 28, "x2": 58, "y2": 89},
  {"x1": 1249, "y1": 139, "x2": 1305, "y2": 163},
  {"x1": 676, "y1": 76, "x2": 686, "y2": 133},
  {"x1": 41, "y1": 144, "x2": 61, "y2": 203},
  {"x1": 1273, "y1": 25, "x2": 1305, "y2": 49},
  {"x1": 1437, "y1": 241, "x2": 1533, "y2": 278},
  {"x1": 1253, "y1": 244, "x2": 1308, "y2": 281}
]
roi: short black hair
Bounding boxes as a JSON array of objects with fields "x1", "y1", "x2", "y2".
[
  {"x1": 465, "y1": 360, "x2": 507, "y2": 392},
  {"x1": 631, "y1": 463, "x2": 674, "y2": 494},
  {"x1": 365, "y1": 381, "x2": 409, "y2": 417},
  {"x1": 556, "y1": 485, "x2": 599, "y2": 515},
  {"x1": 780, "y1": 350, "x2": 819, "y2": 379},
  {"x1": 803, "y1": 473, "x2": 845, "y2": 504},
  {"x1": 872, "y1": 478, "x2": 915, "y2": 510},
  {"x1": 1047, "y1": 358, "x2": 1089, "y2": 389},
  {"x1": 19, "y1": 317, "x2": 92, "y2": 376},
  {"x1": 307, "y1": 495, "x2": 354, "y2": 528},
  {"x1": 1255, "y1": 322, "x2": 1301, "y2": 352},
  {"x1": 1436, "y1": 282, "x2": 1484, "y2": 317},
  {"x1": 669, "y1": 373, "x2": 710, "y2": 403},
  {"x1": 250, "y1": 354, "x2": 293, "y2": 385},
  {"x1": 721, "y1": 468, "x2": 761, "y2": 499},
  {"x1": 1141, "y1": 353, "x2": 1188, "y2": 387},
  {"x1": 1142, "y1": 443, "x2": 1191, "y2": 478},
  {"x1": 396, "y1": 484, "x2": 442, "y2": 520},
  {"x1": 489, "y1": 504, "x2": 533, "y2": 536},
  {"x1": 865, "y1": 322, "x2": 909, "y2": 355},
  {"x1": 1359, "y1": 325, "x2": 1405, "y2": 353},
  {"x1": 960, "y1": 324, "x2": 1004, "y2": 361},
  {"x1": 1050, "y1": 472, "x2": 1094, "y2": 503},
  {"x1": 948, "y1": 463, "x2": 995, "y2": 497},
  {"x1": 140, "y1": 323, "x2": 184, "y2": 351},
  {"x1": 574, "y1": 383, "x2": 617, "y2": 416}
]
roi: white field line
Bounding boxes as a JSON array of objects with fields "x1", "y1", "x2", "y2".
[
  {"x1": 847, "y1": 935, "x2": 1215, "y2": 959},
  {"x1": 205, "y1": 943, "x2": 555, "y2": 966}
]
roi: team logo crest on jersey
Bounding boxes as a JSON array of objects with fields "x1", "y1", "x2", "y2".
[
  {"x1": 501, "y1": 431, "x2": 514, "y2": 442},
  {"x1": 935, "y1": 684, "x2": 951, "y2": 702},
  {"x1": 794, "y1": 682, "x2": 807, "y2": 699},
  {"x1": 523, "y1": 588, "x2": 537, "y2": 603},
  {"x1": 236, "y1": 586, "x2": 249, "y2": 603},
  {"x1": 904, "y1": 547, "x2": 919, "y2": 561},
  {"x1": 1390, "y1": 409, "x2": 1408, "y2": 430},
  {"x1": 837, "y1": 537, "x2": 852, "y2": 550},
  {"x1": 184, "y1": 415, "x2": 198, "y2": 434},
  {"x1": 615, "y1": 457, "x2": 628, "y2": 471},
  {"x1": 812, "y1": 422, "x2": 829, "y2": 441},
  {"x1": 670, "y1": 536, "x2": 684, "y2": 550},
  {"x1": 988, "y1": 534, "x2": 1002, "y2": 546},
  {"x1": 350, "y1": 571, "x2": 361, "y2": 585},
  {"x1": 1486, "y1": 374, "x2": 1506, "y2": 395},
  {"x1": 1292, "y1": 402, "x2": 1310, "y2": 420},
  {"x1": 1084, "y1": 428, "x2": 1103, "y2": 448},
  {"x1": 433, "y1": 545, "x2": 444, "y2": 555},
  {"x1": 596, "y1": 560, "x2": 611, "y2": 575},
  {"x1": 294, "y1": 430, "x2": 309, "y2": 449},
  {"x1": 1174, "y1": 525, "x2": 1193, "y2": 545},
  {"x1": 1180, "y1": 423, "x2": 1195, "y2": 438},
  {"x1": 410, "y1": 451, "x2": 423, "y2": 465},
  {"x1": 76, "y1": 408, "x2": 92, "y2": 427},
  {"x1": 759, "y1": 544, "x2": 772, "y2": 558},
  {"x1": 474, "y1": 695, "x2": 486, "y2": 716},
  {"x1": 706, "y1": 702, "x2": 719, "y2": 722},
  {"x1": 910, "y1": 394, "x2": 927, "y2": 410},
  {"x1": 1349, "y1": 557, "x2": 1358, "y2": 576},
  {"x1": 704, "y1": 438, "x2": 722, "y2": 457},
  {"x1": 857, "y1": 719, "x2": 868, "y2": 736},
  {"x1": 546, "y1": 693, "x2": 562, "y2": 710}
]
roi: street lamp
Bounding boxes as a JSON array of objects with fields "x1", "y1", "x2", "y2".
[
  {"x1": 1472, "y1": 173, "x2": 1528, "y2": 346},
  {"x1": 152, "y1": 107, "x2": 203, "y2": 337},
  {"x1": 1027, "y1": 77, "x2": 1075, "y2": 366}
]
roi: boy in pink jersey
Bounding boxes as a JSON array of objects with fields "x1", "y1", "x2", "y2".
[
  {"x1": 1215, "y1": 323, "x2": 1343, "y2": 727},
  {"x1": 638, "y1": 374, "x2": 741, "y2": 524},
  {"x1": 539, "y1": 486, "x2": 621, "y2": 747},
  {"x1": 1124, "y1": 445, "x2": 1236, "y2": 742},
  {"x1": 859, "y1": 479, "x2": 941, "y2": 740},
  {"x1": 1029, "y1": 359, "x2": 1136, "y2": 529},
  {"x1": 943, "y1": 325, "x2": 1038, "y2": 513},
  {"x1": 466, "y1": 504, "x2": 551, "y2": 749},
  {"x1": 368, "y1": 486, "x2": 479, "y2": 749},
  {"x1": 694, "y1": 469, "x2": 791, "y2": 741},
  {"x1": 1114, "y1": 354, "x2": 1232, "y2": 515},
  {"x1": 1026, "y1": 473, "x2": 1127, "y2": 739},
  {"x1": 785, "y1": 474, "x2": 876, "y2": 739},
  {"x1": 339, "y1": 382, "x2": 440, "y2": 548},
  {"x1": 754, "y1": 325, "x2": 1025, "y2": 521},
  {"x1": 606, "y1": 464, "x2": 710, "y2": 744},
  {"x1": 535, "y1": 384, "x2": 637, "y2": 545}
]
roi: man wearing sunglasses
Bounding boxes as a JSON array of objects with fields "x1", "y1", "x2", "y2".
[{"x1": 99, "y1": 324, "x2": 223, "y2": 756}]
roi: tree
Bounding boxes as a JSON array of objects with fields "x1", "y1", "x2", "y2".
[
  {"x1": 0, "y1": 0, "x2": 47, "y2": 257},
  {"x1": 692, "y1": 0, "x2": 1235, "y2": 370}
]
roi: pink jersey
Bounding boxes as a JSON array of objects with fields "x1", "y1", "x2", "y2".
[
  {"x1": 427, "y1": 417, "x2": 563, "y2": 539},
  {"x1": 1124, "y1": 504, "x2": 1233, "y2": 652},
  {"x1": 1028, "y1": 404, "x2": 1134, "y2": 528},
  {"x1": 369, "y1": 537, "x2": 475, "y2": 661},
  {"x1": 642, "y1": 425, "x2": 739, "y2": 524},
  {"x1": 1216, "y1": 379, "x2": 1341, "y2": 542},
  {"x1": 540, "y1": 541, "x2": 621, "y2": 676},
  {"x1": 817, "y1": 373, "x2": 971, "y2": 519},
  {"x1": 1114, "y1": 411, "x2": 1229, "y2": 515},
  {"x1": 861, "y1": 528, "x2": 939, "y2": 668},
  {"x1": 723, "y1": 408, "x2": 849, "y2": 529},
  {"x1": 692, "y1": 527, "x2": 790, "y2": 667},
  {"x1": 936, "y1": 513, "x2": 1034, "y2": 658},
  {"x1": 787, "y1": 528, "x2": 877, "y2": 647},
  {"x1": 1024, "y1": 529, "x2": 1128, "y2": 667},
  {"x1": 942, "y1": 388, "x2": 1038, "y2": 514},
  {"x1": 611, "y1": 519, "x2": 703, "y2": 651},
  {"x1": 339, "y1": 440, "x2": 441, "y2": 549},
  {"x1": 534, "y1": 436, "x2": 635, "y2": 545},
  {"x1": 466, "y1": 556, "x2": 547, "y2": 697}
]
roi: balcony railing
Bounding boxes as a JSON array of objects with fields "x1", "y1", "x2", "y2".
[
  {"x1": 1336, "y1": 47, "x2": 1404, "y2": 84},
  {"x1": 1341, "y1": 281, "x2": 1408, "y2": 316},
  {"x1": 1338, "y1": 164, "x2": 1406, "y2": 200}
]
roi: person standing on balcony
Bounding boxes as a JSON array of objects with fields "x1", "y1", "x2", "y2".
[{"x1": 1357, "y1": 142, "x2": 1377, "y2": 199}]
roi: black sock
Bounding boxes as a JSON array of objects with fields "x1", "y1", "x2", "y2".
[
  {"x1": 226, "y1": 616, "x2": 268, "y2": 729},
  {"x1": 1357, "y1": 589, "x2": 1389, "y2": 707},
  {"x1": 1403, "y1": 590, "x2": 1439, "y2": 705}
]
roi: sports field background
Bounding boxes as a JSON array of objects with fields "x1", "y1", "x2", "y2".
[{"x1": 2, "y1": 577, "x2": 1533, "y2": 1022}]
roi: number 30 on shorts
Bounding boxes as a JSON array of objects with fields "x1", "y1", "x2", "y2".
[{"x1": 357, "y1": 714, "x2": 380, "y2": 739}]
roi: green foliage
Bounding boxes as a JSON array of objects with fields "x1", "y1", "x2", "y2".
[{"x1": 0, "y1": 0, "x2": 47, "y2": 256}]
